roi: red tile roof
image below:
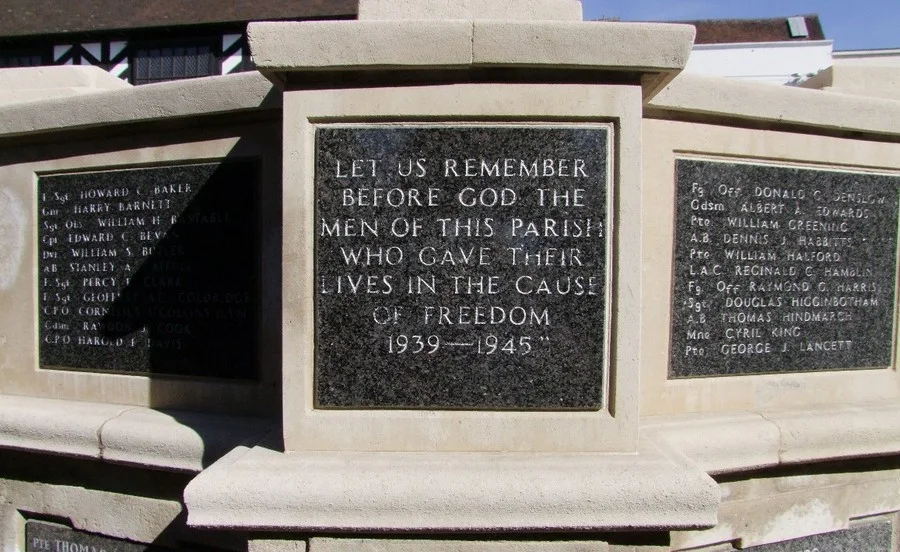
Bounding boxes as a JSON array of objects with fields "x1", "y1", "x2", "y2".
[
  {"x1": 687, "y1": 15, "x2": 826, "y2": 45},
  {"x1": 0, "y1": 0, "x2": 357, "y2": 37}
]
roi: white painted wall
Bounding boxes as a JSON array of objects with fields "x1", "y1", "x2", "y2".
[
  {"x1": 684, "y1": 40, "x2": 834, "y2": 85},
  {"x1": 834, "y1": 48, "x2": 900, "y2": 67}
]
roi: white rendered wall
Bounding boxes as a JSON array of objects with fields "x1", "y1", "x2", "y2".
[
  {"x1": 834, "y1": 48, "x2": 900, "y2": 67},
  {"x1": 684, "y1": 40, "x2": 834, "y2": 85}
]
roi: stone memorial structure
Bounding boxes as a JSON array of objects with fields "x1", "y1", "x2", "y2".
[{"x1": 0, "y1": 1, "x2": 899, "y2": 552}]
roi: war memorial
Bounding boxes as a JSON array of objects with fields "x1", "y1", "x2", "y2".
[{"x1": 1, "y1": 1, "x2": 900, "y2": 551}]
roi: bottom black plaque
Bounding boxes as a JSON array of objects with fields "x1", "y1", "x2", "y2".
[
  {"x1": 733, "y1": 522, "x2": 892, "y2": 552},
  {"x1": 26, "y1": 521, "x2": 178, "y2": 552}
]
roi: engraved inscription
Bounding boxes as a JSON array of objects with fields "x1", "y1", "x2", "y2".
[
  {"x1": 38, "y1": 161, "x2": 259, "y2": 379},
  {"x1": 27, "y1": 520, "x2": 180, "y2": 552},
  {"x1": 315, "y1": 126, "x2": 610, "y2": 409},
  {"x1": 671, "y1": 159, "x2": 899, "y2": 377}
]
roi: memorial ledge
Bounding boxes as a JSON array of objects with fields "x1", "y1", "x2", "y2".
[
  {"x1": 647, "y1": 73, "x2": 900, "y2": 136},
  {"x1": 642, "y1": 400, "x2": 900, "y2": 475},
  {"x1": 0, "y1": 394, "x2": 272, "y2": 473},
  {"x1": 183, "y1": 442, "x2": 720, "y2": 532},
  {"x1": 247, "y1": 20, "x2": 696, "y2": 100}
]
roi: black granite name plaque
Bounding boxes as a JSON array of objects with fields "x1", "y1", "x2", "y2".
[
  {"x1": 730, "y1": 522, "x2": 892, "y2": 551},
  {"x1": 670, "y1": 158, "x2": 900, "y2": 378},
  {"x1": 26, "y1": 521, "x2": 180, "y2": 552},
  {"x1": 38, "y1": 160, "x2": 259, "y2": 379},
  {"x1": 315, "y1": 125, "x2": 610, "y2": 409}
]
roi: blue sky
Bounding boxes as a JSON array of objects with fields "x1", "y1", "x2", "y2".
[{"x1": 580, "y1": 0, "x2": 900, "y2": 51}]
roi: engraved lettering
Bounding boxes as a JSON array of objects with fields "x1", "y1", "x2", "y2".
[
  {"x1": 315, "y1": 126, "x2": 609, "y2": 408},
  {"x1": 671, "y1": 159, "x2": 899, "y2": 377}
]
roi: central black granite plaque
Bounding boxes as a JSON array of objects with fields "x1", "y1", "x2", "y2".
[
  {"x1": 26, "y1": 520, "x2": 180, "y2": 552},
  {"x1": 730, "y1": 521, "x2": 892, "y2": 551},
  {"x1": 315, "y1": 125, "x2": 609, "y2": 409},
  {"x1": 38, "y1": 160, "x2": 259, "y2": 379},
  {"x1": 670, "y1": 158, "x2": 900, "y2": 378}
]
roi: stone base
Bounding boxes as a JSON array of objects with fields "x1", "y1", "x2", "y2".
[{"x1": 185, "y1": 444, "x2": 719, "y2": 532}]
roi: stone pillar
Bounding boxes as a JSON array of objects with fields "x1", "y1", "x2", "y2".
[{"x1": 186, "y1": 1, "x2": 709, "y2": 550}]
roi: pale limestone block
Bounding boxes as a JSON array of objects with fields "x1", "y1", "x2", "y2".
[
  {"x1": 309, "y1": 539, "x2": 607, "y2": 551},
  {"x1": 768, "y1": 402, "x2": 900, "y2": 464},
  {"x1": 357, "y1": 0, "x2": 583, "y2": 21},
  {"x1": 184, "y1": 445, "x2": 718, "y2": 531},
  {"x1": 0, "y1": 188, "x2": 26, "y2": 292},
  {"x1": 0, "y1": 72, "x2": 277, "y2": 138},
  {"x1": 672, "y1": 466, "x2": 900, "y2": 550},
  {"x1": 250, "y1": 539, "x2": 308, "y2": 552},
  {"x1": 0, "y1": 395, "x2": 129, "y2": 459},
  {"x1": 472, "y1": 21, "x2": 694, "y2": 70},
  {"x1": 643, "y1": 403, "x2": 900, "y2": 476},
  {"x1": 100, "y1": 407, "x2": 270, "y2": 472},
  {"x1": 248, "y1": 21, "x2": 473, "y2": 70},
  {"x1": 648, "y1": 73, "x2": 900, "y2": 136},
  {"x1": 822, "y1": 86, "x2": 900, "y2": 100},
  {"x1": 0, "y1": 505, "x2": 24, "y2": 552},
  {"x1": 642, "y1": 411, "x2": 781, "y2": 474},
  {"x1": 0, "y1": 66, "x2": 129, "y2": 92},
  {"x1": 247, "y1": 20, "x2": 693, "y2": 101},
  {"x1": 0, "y1": 66, "x2": 130, "y2": 105},
  {"x1": 0, "y1": 478, "x2": 181, "y2": 544},
  {"x1": 803, "y1": 64, "x2": 900, "y2": 100},
  {"x1": 607, "y1": 546, "x2": 671, "y2": 552},
  {"x1": 0, "y1": 395, "x2": 270, "y2": 472}
]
